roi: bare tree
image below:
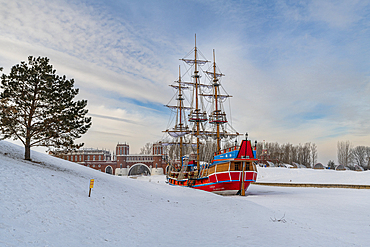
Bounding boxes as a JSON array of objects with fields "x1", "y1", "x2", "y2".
[
  {"x1": 291, "y1": 145, "x2": 298, "y2": 164},
  {"x1": 337, "y1": 141, "x2": 353, "y2": 167},
  {"x1": 167, "y1": 144, "x2": 183, "y2": 161},
  {"x1": 365, "y1": 147, "x2": 370, "y2": 170},
  {"x1": 200, "y1": 139, "x2": 217, "y2": 163},
  {"x1": 297, "y1": 144, "x2": 306, "y2": 165},
  {"x1": 251, "y1": 140, "x2": 317, "y2": 166},
  {"x1": 281, "y1": 143, "x2": 292, "y2": 164},
  {"x1": 301, "y1": 142, "x2": 311, "y2": 167},
  {"x1": 256, "y1": 142, "x2": 263, "y2": 159},
  {"x1": 140, "y1": 142, "x2": 153, "y2": 155},
  {"x1": 311, "y1": 143, "x2": 318, "y2": 167},
  {"x1": 267, "y1": 142, "x2": 280, "y2": 160},
  {"x1": 352, "y1": 146, "x2": 367, "y2": 169}
]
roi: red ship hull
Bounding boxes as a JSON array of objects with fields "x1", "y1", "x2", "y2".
[
  {"x1": 168, "y1": 170, "x2": 257, "y2": 195},
  {"x1": 167, "y1": 140, "x2": 258, "y2": 195}
]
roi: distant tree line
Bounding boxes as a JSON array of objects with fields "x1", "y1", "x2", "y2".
[
  {"x1": 337, "y1": 141, "x2": 370, "y2": 170},
  {"x1": 140, "y1": 139, "x2": 370, "y2": 170},
  {"x1": 142, "y1": 140, "x2": 320, "y2": 168},
  {"x1": 255, "y1": 142, "x2": 318, "y2": 168}
]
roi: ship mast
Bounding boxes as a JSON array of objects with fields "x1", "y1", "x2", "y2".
[
  {"x1": 194, "y1": 35, "x2": 201, "y2": 171},
  {"x1": 178, "y1": 66, "x2": 184, "y2": 159},
  {"x1": 182, "y1": 35, "x2": 209, "y2": 172},
  {"x1": 207, "y1": 50, "x2": 235, "y2": 152},
  {"x1": 163, "y1": 67, "x2": 191, "y2": 160},
  {"x1": 213, "y1": 50, "x2": 221, "y2": 151},
  {"x1": 165, "y1": 36, "x2": 241, "y2": 173}
]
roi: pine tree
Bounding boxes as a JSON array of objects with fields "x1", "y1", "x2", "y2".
[{"x1": 0, "y1": 56, "x2": 91, "y2": 160}]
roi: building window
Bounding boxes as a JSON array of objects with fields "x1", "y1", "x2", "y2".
[
  {"x1": 93, "y1": 155, "x2": 95, "y2": 161},
  {"x1": 93, "y1": 164, "x2": 95, "y2": 168},
  {"x1": 99, "y1": 156, "x2": 101, "y2": 161},
  {"x1": 98, "y1": 165, "x2": 101, "y2": 168},
  {"x1": 87, "y1": 156, "x2": 90, "y2": 161},
  {"x1": 80, "y1": 155, "x2": 82, "y2": 161}
]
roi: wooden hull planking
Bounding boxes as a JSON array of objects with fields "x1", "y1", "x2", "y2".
[{"x1": 168, "y1": 170, "x2": 257, "y2": 195}]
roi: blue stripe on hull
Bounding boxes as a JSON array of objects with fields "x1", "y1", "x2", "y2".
[
  {"x1": 168, "y1": 181, "x2": 254, "y2": 186},
  {"x1": 192, "y1": 179, "x2": 256, "y2": 188}
]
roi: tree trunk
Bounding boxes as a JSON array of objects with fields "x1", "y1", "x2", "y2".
[{"x1": 25, "y1": 138, "x2": 31, "y2": 161}]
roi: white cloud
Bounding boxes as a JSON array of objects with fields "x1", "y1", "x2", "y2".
[
  {"x1": 1, "y1": 0, "x2": 369, "y2": 162},
  {"x1": 307, "y1": 0, "x2": 366, "y2": 29},
  {"x1": 0, "y1": 0, "x2": 175, "y2": 153}
]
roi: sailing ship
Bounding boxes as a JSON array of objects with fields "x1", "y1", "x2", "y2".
[{"x1": 164, "y1": 36, "x2": 257, "y2": 195}]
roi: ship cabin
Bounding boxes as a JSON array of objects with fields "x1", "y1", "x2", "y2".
[{"x1": 208, "y1": 140, "x2": 258, "y2": 176}]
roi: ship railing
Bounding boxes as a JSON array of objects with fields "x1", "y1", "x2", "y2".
[
  {"x1": 169, "y1": 170, "x2": 201, "y2": 180},
  {"x1": 214, "y1": 146, "x2": 238, "y2": 156}
]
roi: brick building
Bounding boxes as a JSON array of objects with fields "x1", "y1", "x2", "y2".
[
  {"x1": 51, "y1": 142, "x2": 167, "y2": 175},
  {"x1": 115, "y1": 142, "x2": 166, "y2": 176}
]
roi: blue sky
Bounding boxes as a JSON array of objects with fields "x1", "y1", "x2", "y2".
[{"x1": 1, "y1": 0, "x2": 369, "y2": 164}]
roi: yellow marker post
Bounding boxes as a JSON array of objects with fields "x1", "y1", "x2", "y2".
[{"x1": 89, "y1": 179, "x2": 94, "y2": 197}]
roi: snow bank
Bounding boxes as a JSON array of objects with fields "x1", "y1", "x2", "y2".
[
  {"x1": 257, "y1": 166, "x2": 370, "y2": 185},
  {"x1": 1, "y1": 141, "x2": 369, "y2": 246}
]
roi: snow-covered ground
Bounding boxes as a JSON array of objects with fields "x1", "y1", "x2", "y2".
[
  {"x1": 257, "y1": 166, "x2": 370, "y2": 185},
  {"x1": 1, "y1": 141, "x2": 369, "y2": 246}
]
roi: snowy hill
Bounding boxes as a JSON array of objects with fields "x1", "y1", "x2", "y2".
[{"x1": 1, "y1": 141, "x2": 369, "y2": 246}]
